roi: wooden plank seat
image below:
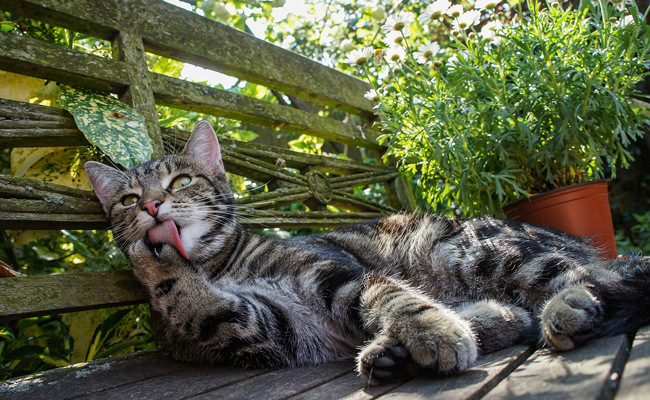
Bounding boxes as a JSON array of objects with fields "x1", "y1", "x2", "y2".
[{"x1": 1, "y1": 328, "x2": 648, "y2": 399}]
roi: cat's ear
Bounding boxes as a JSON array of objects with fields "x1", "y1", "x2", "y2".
[
  {"x1": 84, "y1": 161, "x2": 125, "y2": 216},
  {"x1": 183, "y1": 121, "x2": 225, "y2": 176}
]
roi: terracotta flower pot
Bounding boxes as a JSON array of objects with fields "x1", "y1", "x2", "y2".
[{"x1": 502, "y1": 180, "x2": 617, "y2": 259}]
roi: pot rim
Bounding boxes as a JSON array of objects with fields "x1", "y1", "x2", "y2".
[{"x1": 503, "y1": 179, "x2": 610, "y2": 212}]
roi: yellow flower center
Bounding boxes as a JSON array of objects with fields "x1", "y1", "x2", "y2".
[
  {"x1": 394, "y1": 21, "x2": 406, "y2": 30},
  {"x1": 355, "y1": 56, "x2": 369, "y2": 65}
]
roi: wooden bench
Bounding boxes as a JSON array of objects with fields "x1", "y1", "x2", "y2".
[
  {"x1": 0, "y1": 328, "x2": 648, "y2": 399},
  {"x1": 1, "y1": 0, "x2": 649, "y2": 399}
]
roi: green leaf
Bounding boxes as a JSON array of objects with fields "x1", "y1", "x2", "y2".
[
  {"x1": 3, "y1": 345, "x2": 71, "y2": 367},
  {"x1": 58, "y1": 85, "x2": 153, "y2": 168},
  {"x1": 151, "y1": 56, "x2": 184, "y2": 78},
  {"x1": 85, "y1": 308, "x2": 133, "y2": 361},
  {"x1": 230, "y1": 130, "x2": 259, "y2": 142}
]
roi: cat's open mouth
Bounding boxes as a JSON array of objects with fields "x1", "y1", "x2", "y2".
[{"x1": 146, "y1": 219, "x2": 189, "y2": 259}]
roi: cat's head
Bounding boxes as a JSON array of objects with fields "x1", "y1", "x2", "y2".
[{"x1": 84, "y1": 121, "x2": 236, "y2": 263}]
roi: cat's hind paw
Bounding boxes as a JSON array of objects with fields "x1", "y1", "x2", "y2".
[{"x1": 541, "y1": 286, "x2": 603, "y2": 351}]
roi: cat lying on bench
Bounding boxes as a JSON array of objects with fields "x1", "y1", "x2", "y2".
[{"x1": 84, "y1": 121, "x2": 650, "y2": 385}]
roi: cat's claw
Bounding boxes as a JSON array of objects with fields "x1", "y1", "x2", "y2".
[{"x1": 541, "y1": 286, "x2": 604, "y2": 351}]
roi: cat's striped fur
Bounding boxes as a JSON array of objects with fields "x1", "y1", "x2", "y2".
[{"x1": 85, "y1": 121, "x2": 650, "y2": 384}]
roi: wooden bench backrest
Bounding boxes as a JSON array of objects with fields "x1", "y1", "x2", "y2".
[{"x1": 0, "y1": 0, "x2": 414, "y2": 322}]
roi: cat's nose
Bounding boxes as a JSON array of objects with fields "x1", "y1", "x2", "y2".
[{"x1": 142, "y1": 199, "x2": 162, "y2": 217}]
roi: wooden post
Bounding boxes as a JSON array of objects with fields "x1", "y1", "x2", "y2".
[{"x1": 112, "y1": 31, "x2": 165, "y2": 158}]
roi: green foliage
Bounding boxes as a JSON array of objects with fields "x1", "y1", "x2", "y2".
[
  {"x1": 0, "y1": 305, "x2": 153, "y2": 380},
  {"x1": 8, "y1": 230, "x2": 130, "y2": 275},
  {"x1": 0, "y1": 317, "x2": 73, "y2": 379},
  {"x1": 361, "y1": 0, "x2": 650, "y2": 217},
  {"x1": 58, "y1": 86, "x2": 153, "y2": 169},
  {"x1": 617, "y1": 210, "x2": 650, "y2": 254}
]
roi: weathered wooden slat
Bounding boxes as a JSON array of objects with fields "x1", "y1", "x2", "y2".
[
  {"x1": 617, "y1": 326, "x2": 650, "y2": 399},
  {"x1": 0, "y1": 97, "x2": 75, "y2": 118},
  {"x1": 0, "y1": 211, "x2": 109, "y2": 230},
  {"x1": 0, "y1": 351, "x2": 191, "y2": 400},
  {"x1": 483, "y1": 335, "x2": 631, "y2": 400},
  {"x1": 151, "y1": 73, "x2": 383, "y2": 150},
  {"x1": 377, "y1": 344, "x2": 535, "y2": 400},
  {"x1": 0, "y1": 270, "x2": 148, "y2": 321},
  {"x1": 0, "y1": 32, "x2": 381, "y2": 149},
  {"x1": 0, "y1": 31, "x2": 129, "y2": 93},
  {"x1": 113, "y1": 31, "x2": 165, "y2": 158},
  {"x1": 91, "y1": 364, "x2": 270, "y2": 399},
  {"x1": 289, "y1": 371, "x2": 403, "y2": 400},
  {"x1": 0, "y1": 128, "x2": 88, "y2": 147},
  {"x1": 0, "y1": 198, "x2": 103, "y2": 214},
  {"x1": 0, "y1": 119, "x2": 77, "y2": 129},
  {"x1": 0, "y1": 100, "x2": 391, "y2": 174},
  {"x1": 0, "y1": 174, "x2": 96, "y2": 200},
  {"x1": 192, "y1": 360, "x2": 354, "y2": 400},
  {"x1": 1, "y1": 0, "x2": 375, "y2": 117}
]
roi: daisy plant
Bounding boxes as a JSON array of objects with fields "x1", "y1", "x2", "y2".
[{"x1": 347, "y1": 0, "x2": 650, "y2": 217}]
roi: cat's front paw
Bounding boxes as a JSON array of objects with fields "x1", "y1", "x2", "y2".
[
  {"x1": 541, "y1": 286, "x2": 603, "y2": 351},
  {"x1": 358, "y1": 309, "x2": 477, "y2": 385},
  {"x1": 357, "y1": 336, "x2": 421, "y2": 385}
]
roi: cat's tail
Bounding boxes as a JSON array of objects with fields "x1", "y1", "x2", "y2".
[{"x1": 593, "y1": 255, "x2": 650, "y2": 336}]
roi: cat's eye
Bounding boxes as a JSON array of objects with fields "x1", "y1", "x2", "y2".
[
  {"x1": 122, "y1": 195, "x2": 140, "y2": 206},
  {"x1": 171, "y1": 175, "x2": 192, "y2": 190}
]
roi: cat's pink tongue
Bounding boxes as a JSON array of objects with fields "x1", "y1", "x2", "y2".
[{"x1": 147, "y1": 220, "x2": 189, "y2": 259}]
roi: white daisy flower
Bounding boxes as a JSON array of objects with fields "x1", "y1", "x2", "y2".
[
  {"x1": 414, "y1": 42, "x2": 441, "y2": 63},
  {"x1": 383, "y1": 29, "x2": 410, "y2": 47},
  {"x1": 454, "y1": 10, "x2": 481, "y2": 29},
  {"x1": 446, "y1": 5, "x2": 464, "y2": 18},
  {"x1": 382, "y1": 11, "x2": 414, "y2": 32},
  {"x1": 364, "y1": 89, "x2": 381, "y2": 102},
  {"x1": 475, "y1": 0, "x2": 500, "y2": 10},
  {"x1": 418, "y1": 0, "x2": 452, "y2": 24},
  {"x1": 446, "y1": 53, "x2": 460, "y2": 68},
  {"x1": 480, "y1": 20, "x2": 503, "y2": 41},
  {"x1": 344, "y1": 46, "x2": 374, "y2": 66},
  {"x1": 385, "y1": 46, "x2": 407, "y2": 64}
]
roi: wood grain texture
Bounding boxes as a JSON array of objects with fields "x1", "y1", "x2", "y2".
[
  {"x1": 483, "y1": 335, "x2": 631, "y2": 400},
  {"x1": 91, "y1": 365, "x2": 270, "y2": 399},
  {"x1": 193, "y1": 360, "x2": 354, "y2": 400},
  {"x1": 376, "y1": 344, "x2": 535, "y2": 400},
  {"x1": 0, "y1": 31, "x2": 129, "y2": 93},
  {"x1": 112, "y1": 31, "x2": 165, "y2": 158},
  {"x1": 0, "y1": 270, "x2": 148, "y2": 321},
  {"x1": 289, "y1": 371, "x2": 403, "y2": 400},
  {"x1": 0, "y1": 351, "x2": 190, "y2": 400},
  {"x1": 0, "y1": 0, "x2": 374, "y2": 116},
  {"x1": 617, "y1": 327, "x2": 650, "y2": 400}
]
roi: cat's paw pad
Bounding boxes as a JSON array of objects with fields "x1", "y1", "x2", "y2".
[
  {"x1": 541, "y1": 286, "x2": 603, "y2": 351},
  {"x1": 357, "y1": 336, "x2": 421, "y2": 385}
]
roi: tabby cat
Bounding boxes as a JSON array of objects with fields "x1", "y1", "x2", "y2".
[{"x1": 85, "y1": 121, "x2": 650, "y2": 385}]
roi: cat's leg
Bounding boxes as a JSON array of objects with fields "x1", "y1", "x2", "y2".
[
  {"x1": 129, "y1": 241, "x2": 291, "y2": 367},
  {"x1": 357, "y1": 275, "x2": 477, "y2": 385},
  {"x1": 456, "y1": 300, "x2": 535, "y2": 354},
  {"x1": 541, "y1": 256, "x2": 650, "y2": 350}
]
